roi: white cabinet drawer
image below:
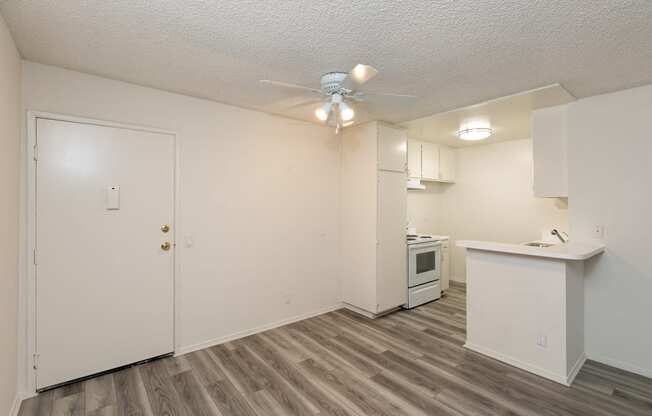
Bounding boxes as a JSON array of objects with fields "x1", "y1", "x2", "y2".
[{"x1": 407, "y1": 281, "x2": 441, "y2": 308}]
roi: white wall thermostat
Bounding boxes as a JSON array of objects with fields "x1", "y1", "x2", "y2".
[{"x1": 106, "y1": 186, "x2": 120, "y2": 210}]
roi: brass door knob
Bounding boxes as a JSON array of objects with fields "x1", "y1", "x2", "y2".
[
  {"x1": 161, "y1": 242, "x2": 171, "y2": 251},
  {"x1": 161, "y1": 224, "x2": 170, "y2": 233}
]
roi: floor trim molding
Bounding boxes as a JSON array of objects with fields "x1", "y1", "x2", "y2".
[
  {"x1": 175, "y1": 303, "x2": 343, "y2": 356},
  {"x1": 567, "y1": 353, "x2": 587, "y2": 385},
  {"x1": 465, "y1": 342, "x2": 571, "y2": 386},
  {"x1": 342, "y1": 303, "x2": 400, "y2": 319},
  {"x1": 587, "y1": 353, "x2": 652, "y2": 379},
  {"x1": 449, "y1": 280, "x2": 466, "y2": 288},
  {"x1": 9, "y1": 393, "x2": 25, "y2": 416}
]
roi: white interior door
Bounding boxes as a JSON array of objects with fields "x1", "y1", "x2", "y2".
[{"x1": 35, "y1": 118, "x2": 175, "y2": 390}]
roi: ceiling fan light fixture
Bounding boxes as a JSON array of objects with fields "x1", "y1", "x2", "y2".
[
  {"x1": 315, "y1": 102, "x2": 332, "y2": 121},
  {"x1": 263, "y1": 66, "x2": 412, "y2": 132},
  {"x1": 458, "y1": 127, "x2": 493, "y2": 141},
  {"x1": 339, "y1": 101, "x2": 355, "y2": 121}
]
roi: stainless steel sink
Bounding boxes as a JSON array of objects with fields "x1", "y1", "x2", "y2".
[{"x1": 523, "y1": 242, "x2": 556, "y2": 248}]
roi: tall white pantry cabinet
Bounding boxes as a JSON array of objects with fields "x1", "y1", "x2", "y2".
[{"x1": 341, "y1": 121, "x2": 407, "y2": 317}]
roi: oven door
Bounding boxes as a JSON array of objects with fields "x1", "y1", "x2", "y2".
[{"x1": 408, "y1": 242, "x2": 441, "y2": 287}]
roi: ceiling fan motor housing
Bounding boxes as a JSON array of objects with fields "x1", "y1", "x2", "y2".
[{"x1": 320, "y1": 72, "x2": 348, "y2": 95}]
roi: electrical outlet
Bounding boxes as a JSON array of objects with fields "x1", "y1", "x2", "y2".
[
  {"x1": 592, "y1": 225, "x2": 604, "y2": 238},
  {"x1": 536, "y1": 335, "x2": 548, "y2": 348}
]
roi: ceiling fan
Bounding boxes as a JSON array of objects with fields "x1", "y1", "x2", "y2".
[{"x1": 260, "y1": 64, "x2": 416, "y2": 133}]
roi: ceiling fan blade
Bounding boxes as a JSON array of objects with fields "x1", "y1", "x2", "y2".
[
  {"x1": 362, "y1": 91, "x2": 417, "y2": 99},
  {"x1": 259, "y1": 79, "x2": 322, "y2": 95},
  {"x1": 340, "y1": 64, "x2": 379, "y2": 91},
  {"x1": 350, "y1": 64, "x2": 378, "y2": 84},
  {"x1": 281, "y1": 97, "x2": 325, "y2": 111}
]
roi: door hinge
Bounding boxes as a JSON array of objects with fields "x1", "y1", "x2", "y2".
[
  {"x1": 33, "y1": 249, "x2": 37, "y2": 265},
  {"x1": 33, "y1": 353, "x2": 39, "y2": 370},
  {"x1": 33, "y1": 144, "x2": 38, "y2": 161}
]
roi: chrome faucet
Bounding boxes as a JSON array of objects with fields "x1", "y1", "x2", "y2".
[{"x1": 551, "y1": 229, "x2": 568, "y2": 243}]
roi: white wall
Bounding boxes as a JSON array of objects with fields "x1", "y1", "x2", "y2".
[
  {"x1": 0, "y1": 13, "x2": 20, "y2": 415},
  {"x1": 408, "y1": 139, "x2": 568, "y2": 281},
  {"x1": 21, "y1": 62, "x2": 341, "y2": 391},
  {"x1": 568, "y1": 84, "x2": 652, "y2": 377},
  {"x1": 406, "y1": 183, "x2": 449, "y2": 235}
]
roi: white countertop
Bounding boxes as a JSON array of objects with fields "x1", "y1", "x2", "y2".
[{"x1": 456, "y1": 240, "x2": 605, "y2": 260}]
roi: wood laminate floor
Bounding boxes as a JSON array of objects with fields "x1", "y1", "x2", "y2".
[{"x1": 19, "y1": 283, "x2": 652, "y2": 416}]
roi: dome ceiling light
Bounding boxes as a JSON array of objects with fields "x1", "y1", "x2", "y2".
[{"x1": 458, "y1": 127, "x2": 493, "y2": 141}]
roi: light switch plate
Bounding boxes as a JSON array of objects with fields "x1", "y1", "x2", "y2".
[
  {"x1": 536, "y1": 334, "x2": 548, "y2": 348},
  {"x1": 106, "y1": 186, "x2": 120, "y2": 210}
]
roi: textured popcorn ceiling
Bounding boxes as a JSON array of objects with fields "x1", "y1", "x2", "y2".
[{"x1": 2, "y1": 0, "x2": 651, "y2": 124}]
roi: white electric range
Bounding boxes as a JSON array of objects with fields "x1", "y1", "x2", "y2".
[{"x1": 405, "y1": 234, "x2": 442, "y2": 308}]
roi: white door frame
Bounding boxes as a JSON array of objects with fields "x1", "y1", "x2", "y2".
[{"x1": 23, "y1": 111, "x2": 180, "y2": 394}]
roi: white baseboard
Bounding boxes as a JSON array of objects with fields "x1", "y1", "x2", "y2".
[
  {"x1": 341, "y1": 303, "x2": 400, "y2": 319},
  {"x1": 567, "y1": 353, "x2": 587, "y2": 385},
  {"x1": 587, "y1": 353, "x2": 652, "y2": 379},
  {"x1": 9, "y1": 392, "x2": 28, "y2": 416},
  {"x1": 341, "y1": 303, "x2": 376, "y2": 319},
  {"x1": 175, "y1": 303, "x2": 343, "y2": 356},
  {"x1": 465, "y1": 342, "x2": 572, "y2": 386}
]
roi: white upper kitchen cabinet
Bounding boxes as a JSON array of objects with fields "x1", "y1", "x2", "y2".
[
  {"x1": 406, "y1": 139, "x2": 457, "y2": 183},
  {"x1": 438, "y1": 145, "x2": 456, "y2": 182},
  {"x1": 378, "y1": 123, "x2": 408, "y2": 172},
  {"x1": 533, "y1": 104, "x2": 568, "y2": 197},
  {"x1": 407, "y1": 139, "x2": 422, "y2": 179},
  {"x1": 341, "y1": 121, "x2": 407, "y2": 317},
  {"x1": 421, "y1": 142, "x2": 440, "y2": 181}
]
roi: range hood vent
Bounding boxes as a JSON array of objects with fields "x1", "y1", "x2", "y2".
[{"x1": 407, "y1": 179, "x2": 426, "y2": 190}]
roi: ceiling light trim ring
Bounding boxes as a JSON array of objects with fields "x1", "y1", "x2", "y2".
[{"x1": 458, "y1": 127, "x2": 493, "y2": 141}]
